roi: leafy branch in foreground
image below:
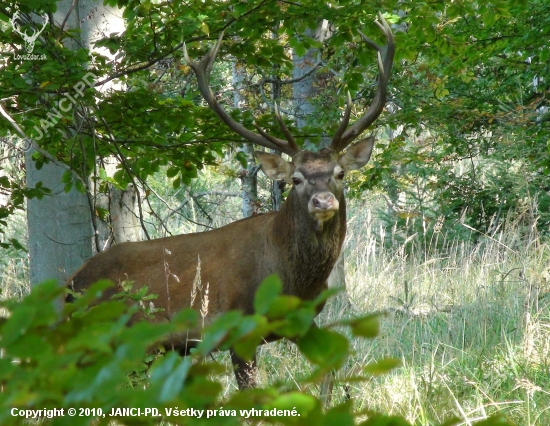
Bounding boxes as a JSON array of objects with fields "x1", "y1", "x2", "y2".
[{"x1": 0, "y1": 277, "x2": 512, "y2": 425}]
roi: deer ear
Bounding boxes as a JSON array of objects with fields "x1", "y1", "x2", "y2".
[
  {"x1": 255, "y1": 151, "x2": 294, "y2": 180},
  {"x1": 338, "y1": 136, "x2": 375, "y2": 170}
]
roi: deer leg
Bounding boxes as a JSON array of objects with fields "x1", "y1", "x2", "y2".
[
  {"x1": 320, "y1": 371, "x2": 335, "y2": 407},
  {"x1": 230, "y1": 349, "x2": 257, "y2": 389},
  {"x1": 320, "y1": 370, "x2": 353, "y2": 407},
  {"x1": 343, "y1": 383, "x2": 352, "y2": 400}
]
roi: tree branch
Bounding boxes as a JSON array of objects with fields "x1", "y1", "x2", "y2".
[
  {"x1": 95, "y1": 111, "x2": 151, "y2": 240},
  {"x1": 0, "y1": 103, "x2": 88, "y2": 187},
  {"x1": 259, "y1": 55, "x2": 323, "y2": 86}
]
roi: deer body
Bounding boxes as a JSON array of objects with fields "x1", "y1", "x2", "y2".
[
  {"x1": 67, "y1": 13, "x2": 394, "y2": 389},
  {"x1": 69, "y1": 213, "x2": 285, "y2": 337},
  {"x1": 68, "y1": 146, "x2": 368, "y2": 336},
  {"x1": 68, "y1": 203, "x2": 336, "y2": 331}
]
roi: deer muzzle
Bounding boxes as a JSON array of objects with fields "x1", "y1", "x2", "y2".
[{"x1": 309, "y1": 192, "x2": 339, "y2": 221}]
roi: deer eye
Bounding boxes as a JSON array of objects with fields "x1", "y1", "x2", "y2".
[
  {"x1": 292, "y1": 177, "x2": 303, "y2": 186},
  {"x1": 336, "y1": 170, "x2": 345, "y2": 180}
]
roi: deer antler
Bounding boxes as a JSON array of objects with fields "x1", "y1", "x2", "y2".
[
  {"x1": 330, "y1": 12, "x2": 395, "y2": 153},
  {"x1": 183, "y1": 33, "x2": 300, "y2": 157}
]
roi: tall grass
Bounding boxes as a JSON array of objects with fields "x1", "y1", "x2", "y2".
[
  {"x1": 248, "y1": 197, "x2": 550, "y2": 424},
  {"x1": 0, "y1": 210, "x2": 28, "y2": 301}
]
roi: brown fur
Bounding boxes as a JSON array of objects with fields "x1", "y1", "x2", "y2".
[{"x1": 66, "y1": 140, "x2": 374, "y2": 388}]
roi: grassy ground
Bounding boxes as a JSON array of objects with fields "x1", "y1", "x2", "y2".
[{"x1": 242, "y1": 202, "x2": 550, "y2": 425}]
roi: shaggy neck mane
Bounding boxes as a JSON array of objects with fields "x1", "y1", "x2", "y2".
[{"x1": 273, "y1": 188, "x2": 346, "y2": 300}]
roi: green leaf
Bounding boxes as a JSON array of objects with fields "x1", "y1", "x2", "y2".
[
  {"x1": 81, "y1": 300, "x2": 128, "y2": 323},
  {"x1": 294, "y1": 43, "x2": 307, "y2": 57},
  {"x1": 195, "y1": 311, "x2": 243, "y2": 356},
  {"x1": 438, "y1": 418, "x2": 461, "y2": 426},
  {"x1": 360, "y1": 414, "x2": 412, "y2": 425},
  {"x1": 253, "y1": 274, "x2": 282, "y2": 315},
  {"x1": 166, "y1": 166, "x2": 179, "y2": 178},
  {"x1": 540, "y1": 48, "x2": 549, "y2": 63},
  {"x1": 471, "y1": 415, "x2": 514, "y2": 425},
  {"x1": 266, "y1": 295, "x2": 301, "y2": 319},
  {"x1": 425, "y1": 25, "x2": 436, "y2": 43},
  {"x1": 297, "y1": 327, "x2": 349, "y2": 370},
  {"x1": 274, "y1": 307, "x2": 317, "y2": 338},
  {"x1": 230, "y1": 315, "x2": 269, "y2": 360},
  {"x1": 322, "y1": 401, "x2": 355, "y2": 426},
  {"x1": 64, "y1": 279, "x2": 115, "y2": 315},
  {"x1": 8, "y1": 238, "x2": 26, "y2": 251},
  {"x1": 482, "y1": 10, "x2": 496, "y2": 27},
  {"x1": 159, "y1": 356, "x2": 192, "y2": 402},
  {"x1": 270, "y1": 392, "x2": 318, "y2": 418},
  {"x1": 350, "y1": 314, "x2": 380, "y2": 338},
  {"x1": 113, "y1": 169, "x2": 126, "y2": 185},
  {"x1": 0, "y1": 306, "x2": 36, "y2": 346},
  {"x1": 171, "y1": 308, "x2": 199, "y2": 329},
  {"x1": 363, "y1": 358, "x2": 401, "y2": 376},
  {"x1": 235, "y1": 151, "x2": 248, "y2": 168},
  {"x1": 61, "y1": 170, "x2": 73, "y2": 192}
]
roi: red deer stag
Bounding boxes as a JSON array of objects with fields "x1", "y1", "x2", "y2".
[{"x1": 66, "y1": 13, "x2": 394, "y2": 389}]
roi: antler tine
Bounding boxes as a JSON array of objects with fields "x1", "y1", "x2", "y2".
[
  {"x1": 331, "y1": 91, "x2": 352, "y2": 148},
  {"x1": 331, "y1": 11, "x2": 394, "y2": 153},
  {"x1": 252, "y1": 122, "x2": 285, "y2": 146},
  {"x1": 274, "y1": 103, "x2": 300, "y2": 153},
  {"x1": 184, "y1": 33, "x2": 299, "y2": 157}
]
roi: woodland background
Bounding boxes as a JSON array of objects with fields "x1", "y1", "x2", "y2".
[{"x1": 0, "y1": 0, "x2": 549, "y2": 425}]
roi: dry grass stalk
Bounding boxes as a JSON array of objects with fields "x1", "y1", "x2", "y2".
[
  {"x1": 200, "y1": 282, "x2": 210, "y2": 319},
  {"x1": 190, "y1": 255, "x2": 202, "y2": 308},
  {"x1": 163, "y1": 248, "x2": 172, "y2": 316}
]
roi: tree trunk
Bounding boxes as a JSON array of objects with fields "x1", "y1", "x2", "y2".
[
  {"x1": 233, "y1": 61, "x2": 258, "y2": 219},
  {"x1": 270, "y1": 36, "x2": 285, "y2": 211},
  {"x1": 26, "y1": 150, "x2": 92, "y2": 286},
  {"x1": 78, "y1": 0, "x2": 137, "y2": 250},
  {"x1": 26, "y1": 0, "x2": 128, "y2": 286},
  {"x1": 292, "y1": 27, "x2": 319, "y2": 146},
  {"x1": 95, "y1": 157, "x2": 140, "y2": 250},
  {"x1": 26, "y1": 2, "x2": 90, "y2": 287},
  {"x1": 292, "y1": 21, "x2": 347, "y2": 406}
]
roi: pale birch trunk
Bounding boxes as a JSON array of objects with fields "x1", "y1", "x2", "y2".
[
  {"x1": 233, "y1": 61, "x2": 258, "y2": 219},
  {"x1": 78, "y1": 0, "x2": 139, "y2": 249},
  {"x1": 27, "y1": 1, "x2": 91, "y2": 287}
]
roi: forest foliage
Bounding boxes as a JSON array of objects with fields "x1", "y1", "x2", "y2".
[
  {"x1": 0, "y1": 0, "x2": 547, "y2": 424},
  {"x1": 0, "y1": 0, "x2": 547, "y2": 249}
]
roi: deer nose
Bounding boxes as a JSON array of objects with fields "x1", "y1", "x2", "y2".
[{"x1": 309, "y1": 192, "x2": 339, "y2": 215}]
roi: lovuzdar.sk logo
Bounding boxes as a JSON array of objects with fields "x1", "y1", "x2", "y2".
[{"x1": 11, "y1": 10, "x2": 48, "y2": 60}]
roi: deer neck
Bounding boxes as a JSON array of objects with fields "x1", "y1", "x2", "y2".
[{"x1": 272, "y1": 190, "x2": 346, "y2": 299}]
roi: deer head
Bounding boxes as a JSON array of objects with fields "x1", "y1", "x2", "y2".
[{"x1": 254, "y1": 139, "x2": 375, "y2": 233}]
